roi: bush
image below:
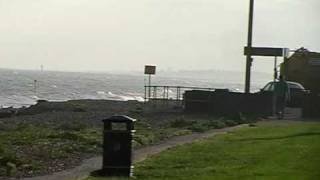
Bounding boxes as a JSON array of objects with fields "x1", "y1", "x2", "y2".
[
  {"x1": 188, "y1": 123, "x2": 207, "y2": 132},
  {"x1": 170, "y1": 117, "x2": 194, "y2": 128},
  {"x1": 208, "y1": 120, "x2": 226, "y2": 129},
  {"x1": 224, "y1": 120, "x2": 238, "y2": 126}
]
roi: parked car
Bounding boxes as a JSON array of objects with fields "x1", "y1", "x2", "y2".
[{"x1": 259, "y1": 81, "x2": 309, "y2": 107}]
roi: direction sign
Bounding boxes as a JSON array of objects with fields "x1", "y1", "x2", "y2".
[{"x1": 244, "y1": 47, "x2": 285, "y2": 57}]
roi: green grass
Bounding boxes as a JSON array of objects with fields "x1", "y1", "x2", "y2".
[
  {"x1": 87, "y1": 121, "x2": 320, "y2": 180},
  {"x1": 0, "y1": 122, "x2": 102, "y2": 177},
  {"x1": 0, "y1": 114, "x2": 248, "y2": 178}
]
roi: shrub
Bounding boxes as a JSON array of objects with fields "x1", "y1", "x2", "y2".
[
  {"x1": 224, "y1": 120, "x2": 238, "y2": 126},
  {"x1": 188, "y1": 123, "x2": 207, "y2": 132},
  {"x1": 170, "y1": 117, "x2": 194, "y2": 128},
  {"x1": 208, "y1": 120, "x2": 226, "y2": 129}
]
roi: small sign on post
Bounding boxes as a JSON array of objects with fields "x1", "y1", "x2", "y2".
[
  {"x1": 144, "y1": 65, "x2": 156, "y2": 75},
  {"x1": 144, "y1": 65, "x2": 156, "y2": 101}
]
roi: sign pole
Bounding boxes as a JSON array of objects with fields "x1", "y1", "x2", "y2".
[
  {"x1": 148, "y1": 74, "x2": 151, "y2": 99},
  {"x1": 274, "y1": 56, "x2": 278, "y2": 81},
  {"x1": 245, "y1": 0, "x2": 255, "y2": 93},
  {"x1": 272, "y1": 56, "x2": 278, "y2": 116}
]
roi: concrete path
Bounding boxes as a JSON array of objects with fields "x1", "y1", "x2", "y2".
[
  {"x1": 268, "y1": 107, "x2": 302, "y2": 120},
  {"x1": 21, "y1": 125, "x2": 247, "y2": 180}
]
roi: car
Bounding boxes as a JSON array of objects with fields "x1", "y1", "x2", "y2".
[{"x1": 259, "y1": 81, "x2": 309, "y2": 107}]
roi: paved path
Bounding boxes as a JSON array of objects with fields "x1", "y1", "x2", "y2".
[
  {"x1": 22, "y1": 125, "x2": 247, "y2": 180},
  {"x1": 267, "y1": 107, "x2": 302, "y2": 120}
]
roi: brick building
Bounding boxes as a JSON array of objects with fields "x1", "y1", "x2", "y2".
[{"x1": 281, "y1": 48, "x2": 320, "y2": 94}]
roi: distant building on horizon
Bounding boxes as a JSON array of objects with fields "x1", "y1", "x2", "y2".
[{"x1": 281, "y1": 47, "x2": 320, "y2": 93}]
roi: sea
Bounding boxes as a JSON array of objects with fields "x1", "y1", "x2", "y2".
[{"x1": 0, "y1": 68, "x2": 272, "y2": 108}]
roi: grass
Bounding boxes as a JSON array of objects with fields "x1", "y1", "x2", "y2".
[
  {"x1": 0, "y1": 114, "x2": 250, "y2": 178},
  {"x1": 0, "y1": 122, "x2": 102, "y2": 177},
  {"x1": 87, "y1": 121, "x2": 320, "y2": 180}
]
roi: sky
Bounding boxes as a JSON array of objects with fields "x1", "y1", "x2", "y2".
[{"x1": 0, "y1": 0, "x2": 319, "y2": 73}]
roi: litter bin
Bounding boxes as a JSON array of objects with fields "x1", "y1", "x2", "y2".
[{"x1": 102, "y1": 115, "x2": 136, "y2": 177}]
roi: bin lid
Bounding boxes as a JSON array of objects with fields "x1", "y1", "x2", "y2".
[{"x1": 102, "y1": 115, "x2": 136, "y2": 123}]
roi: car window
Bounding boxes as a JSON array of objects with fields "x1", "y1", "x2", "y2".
[
  {"x1": 269, "y1": 83, "x2": 274, "y2": 91},
  {"x1": 288, "y1": 83, "x2": 304, "y2": 90},
  {"x1": 262, "y1": 82, "x2": 274, "y2": 91}
]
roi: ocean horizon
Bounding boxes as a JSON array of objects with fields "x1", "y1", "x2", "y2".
[{"x1": 0, "y1": 68, "x2": 273, "y2": 108}]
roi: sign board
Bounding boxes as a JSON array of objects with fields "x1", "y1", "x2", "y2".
[
  {"x1": 244, "y1": 47, "x2": 285, "y2": 57},
  {"x1": 144, "y1": 65, "x2": 156, "y2": 75}
]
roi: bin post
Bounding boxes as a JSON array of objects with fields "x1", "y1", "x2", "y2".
[{"x1": 101, "y1": 115, "x2": 136, "y2": 177}]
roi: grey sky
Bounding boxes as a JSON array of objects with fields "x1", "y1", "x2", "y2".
[{"x1": 0, "y1": 0, "x2": 319, "y2": 73}]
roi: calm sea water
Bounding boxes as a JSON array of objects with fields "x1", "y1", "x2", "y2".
[{"x1": 0, "y1": 69, "x2": 272, "y2": 107}]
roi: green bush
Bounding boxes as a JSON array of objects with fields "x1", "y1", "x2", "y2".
[
  {"x1": 188, "y1": 123, "x2": 207, "y2": 132},
  {"x1": 0, "y1": 149, "x2": 18, "y2": 167},
  {"x1": 207, "y1": 120, "x2": 226, "y2": 129},
  {"x1": 224, "y1": 120, "x2": 238, "y2": 126},
  {"x1": 170, "y1": 117, "x2": 194, "y2": 128}
]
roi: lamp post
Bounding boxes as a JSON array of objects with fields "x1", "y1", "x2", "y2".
[{"x1": 245, "y1": 0, "x2": 255, "y2": 93}]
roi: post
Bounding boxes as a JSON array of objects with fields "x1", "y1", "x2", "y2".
[
  {"x1": 153, "y1": 86, "x2": 157, "y2": 99},
  {"x1": 163, "y1": 86, "x2": 165, "y2": 99},
  {"x1": 274, "y1": 56, "x2": 278, "y2": 81},
  {"x1": 272, "y1": 56, "x2": 278, "y2": 116},
  {"x1": 245, "y1": 0, "x2": 255, "y2": 93},
  {"x1": 34, "y1": 80, "x2": 37, "y2": 94},
  {"x1": 148, "y1": 74, "x2": 151, "y2": 99},
  {"x1": 144, "y1": 86, "x2": 147, "y2": 102}
]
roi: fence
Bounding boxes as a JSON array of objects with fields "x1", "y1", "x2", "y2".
[
  {"x1": 144, "y1": 85, "x2": 215, "y2": 102},
  {"x1": 184, "y1": 90, "x2": 273, "y2": 116},
  {"x1": 303, "y1": 93, "x2": 320, "y2": 117}
]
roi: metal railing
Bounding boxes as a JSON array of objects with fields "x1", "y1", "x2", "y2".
[{"x1": 144, "y1": 85, "x2": 215, "y2": 101}]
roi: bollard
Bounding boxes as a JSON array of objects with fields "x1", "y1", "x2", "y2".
[{"x1": 101, "y1": 115, "x2": 136, "y2": 177}]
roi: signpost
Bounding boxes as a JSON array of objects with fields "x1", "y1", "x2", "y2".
[{"x1": 144, "y1": 65, "x2": 156, "y2": 100}]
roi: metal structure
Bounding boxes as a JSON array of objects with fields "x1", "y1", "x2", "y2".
[{"x1": 144, "y1": 85, "x2": 215, "y2": 102}]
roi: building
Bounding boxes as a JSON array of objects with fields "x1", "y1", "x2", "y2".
[{"x1": 281, "y1": 47, "x2": 320, "y2": 94}]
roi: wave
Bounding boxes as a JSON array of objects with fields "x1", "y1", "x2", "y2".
[{"x1": 0, "y1": 69, "x2": 270, "y2": 108}]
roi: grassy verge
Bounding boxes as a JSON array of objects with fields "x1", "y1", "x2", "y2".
[
  {"x1": 0, "y1": 113, "x2": 252, "y2": 178},
  {"x1": 0, "y1": 122, "x2": 101, "y2": 177},
  {"x1": 87, "y1": 121, "x2": 320, "y2": 180}
]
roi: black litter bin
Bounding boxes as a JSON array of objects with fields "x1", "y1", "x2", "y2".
[{"x1": 102, "y1": 115, "x2": 136, "y2": 177}]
